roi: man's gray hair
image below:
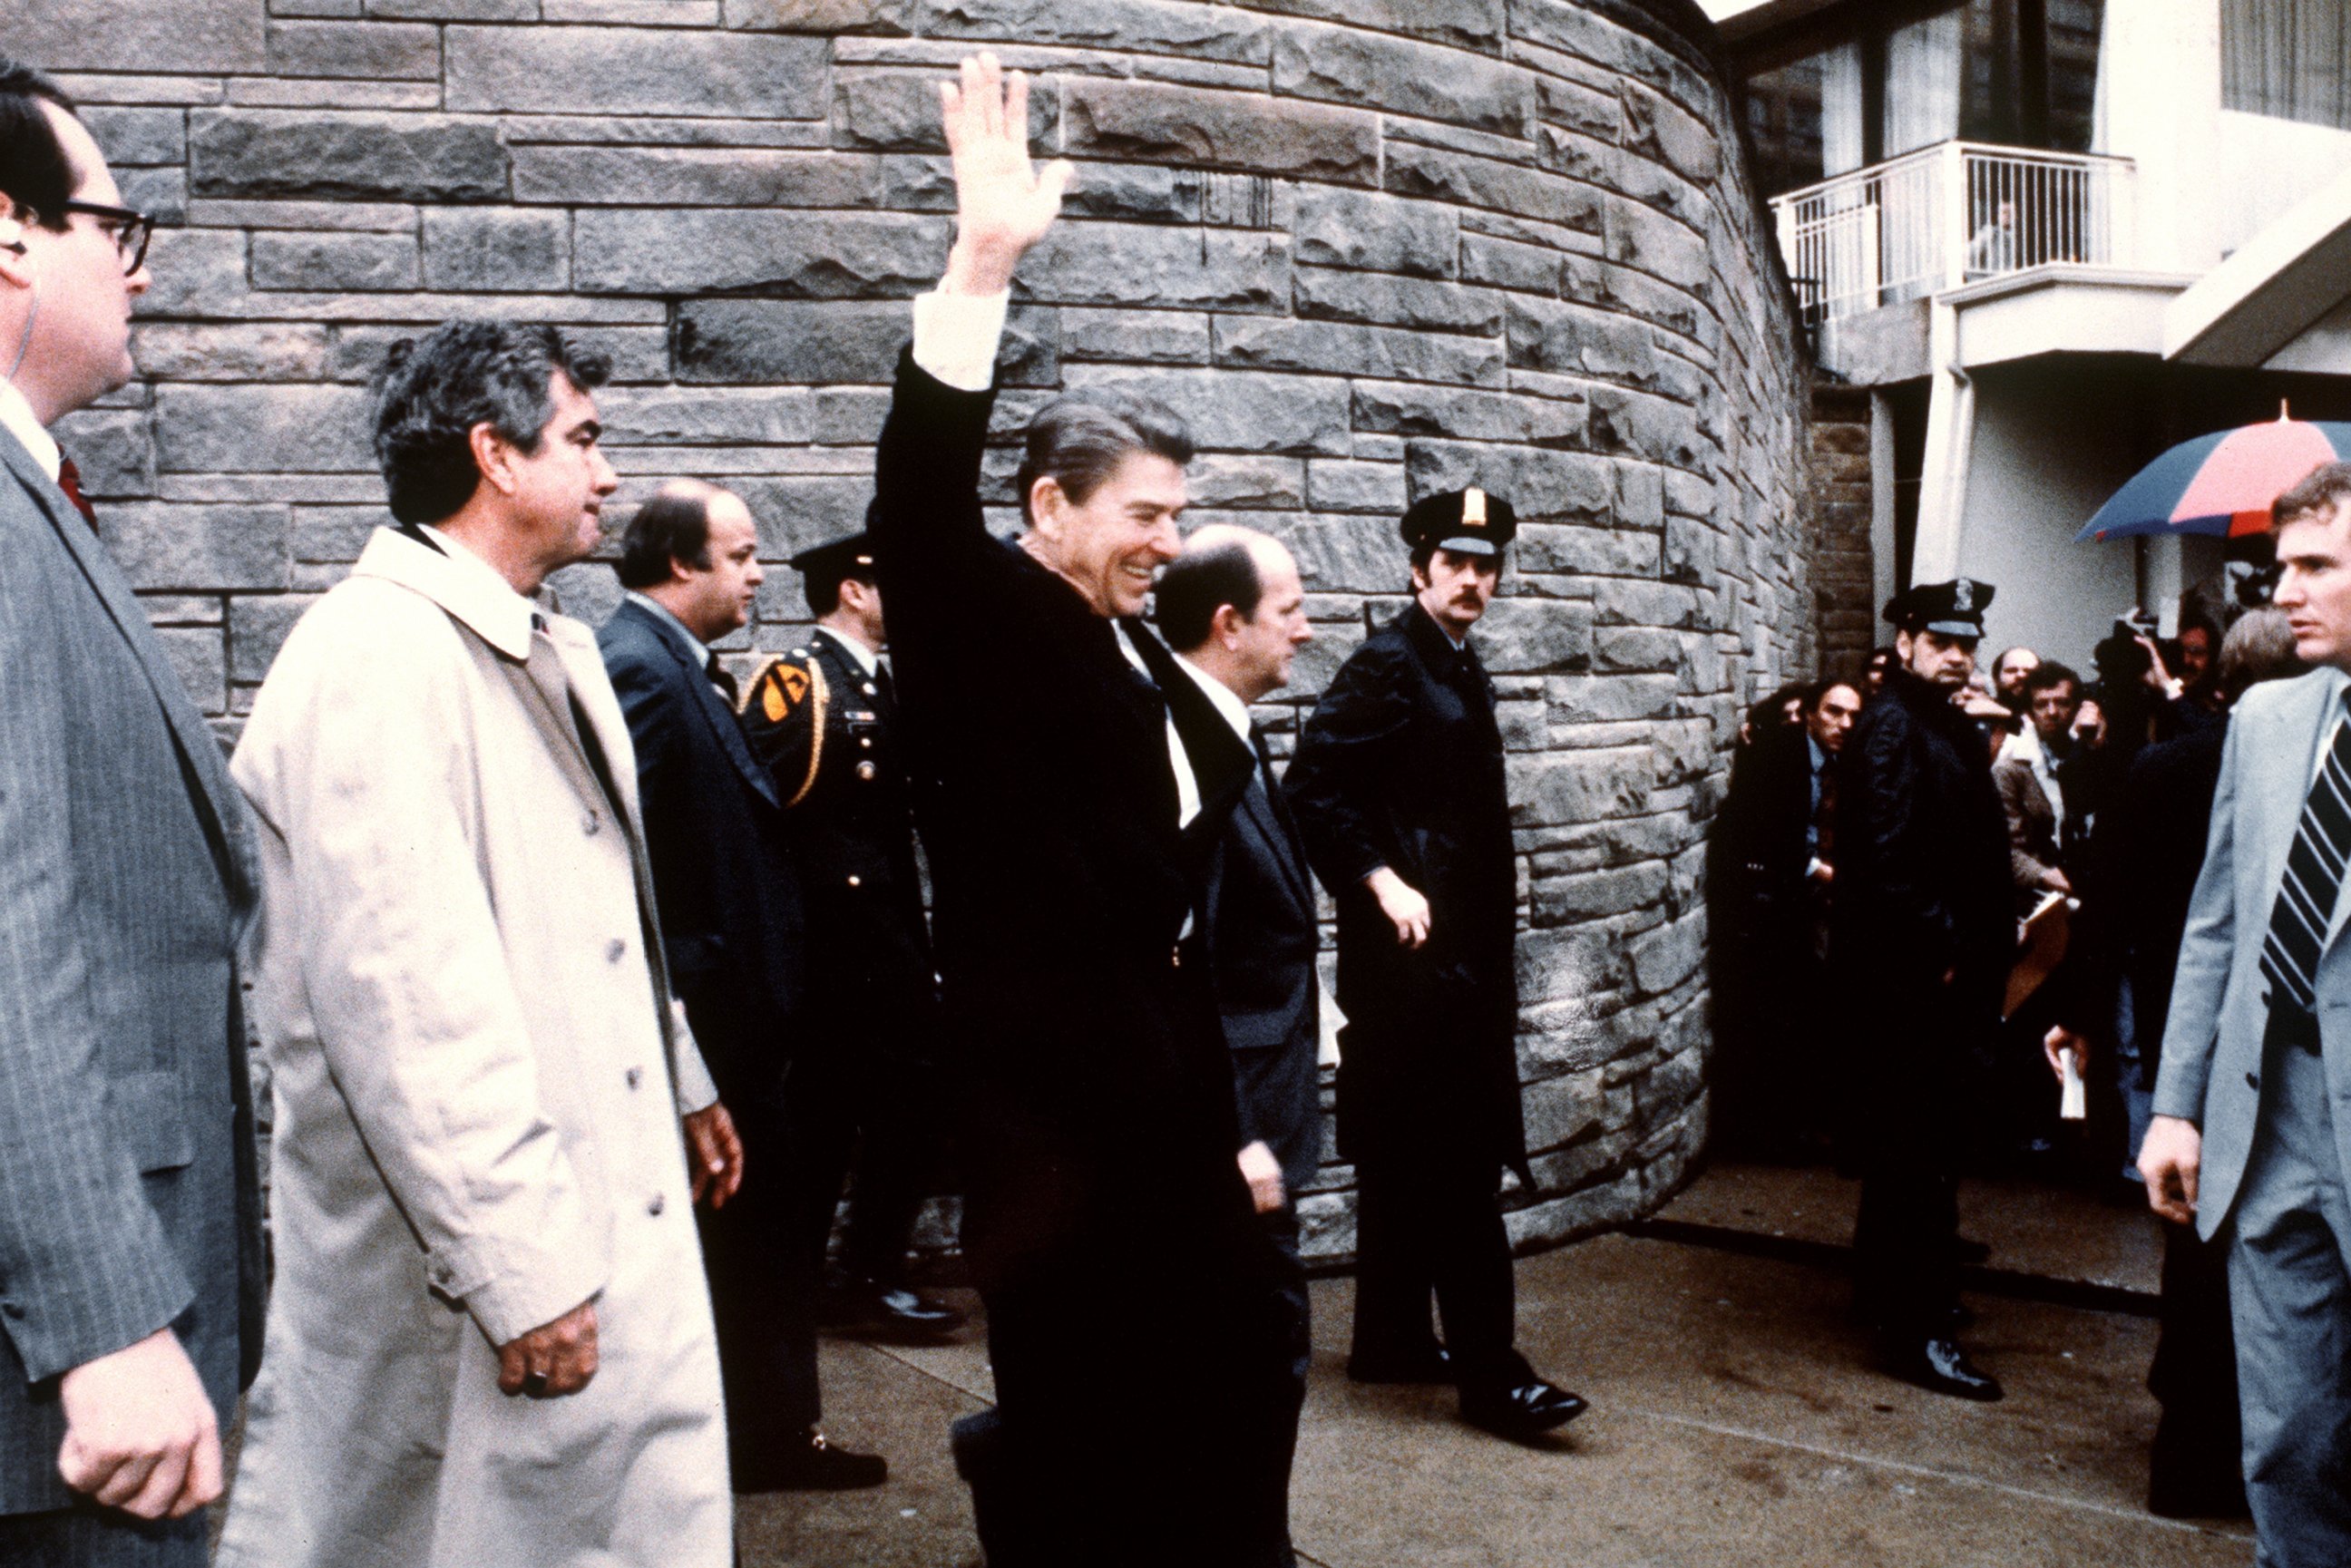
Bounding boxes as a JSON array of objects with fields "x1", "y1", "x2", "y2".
[
  {"x1": 1014, "y1": 389, "x2": 1194, "y2": 526},
  {"x1": 373, "y1": 320, "x2": 610, "y2": 525}
]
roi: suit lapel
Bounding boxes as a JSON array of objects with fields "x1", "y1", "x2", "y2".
[
  {"x1": 631, "y1": 599, "x2": 780, "y2": 811},
  {"x1": 1242, "y1": 770, "x2": 1315, "y2": 918},
  {"x1": 0, "y1": 431, "x2": 253, "y2": 901}
]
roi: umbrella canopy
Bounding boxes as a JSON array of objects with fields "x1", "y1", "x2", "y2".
[{"x1": 2075, "y1": 415, "x2": 2351, "y2": 542}]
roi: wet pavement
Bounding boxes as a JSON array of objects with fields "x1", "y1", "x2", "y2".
[{"x1": 739, "y1": 1160, "x2": 2256, "y2": 1567}]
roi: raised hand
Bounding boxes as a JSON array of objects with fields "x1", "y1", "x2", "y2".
[{"x1": 939, "y1": 52, "x2": 1074, "y2": 297}]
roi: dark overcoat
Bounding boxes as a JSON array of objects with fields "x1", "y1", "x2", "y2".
[{"x1": 1284, "y1": 602, "x2": 1527, "y2": 1177}]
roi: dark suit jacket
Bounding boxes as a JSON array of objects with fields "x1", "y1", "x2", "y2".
[
  {"x1": 1712, "y1": 723, "x2": 1821, "y2": 928},
  {"x1": 869, "y1": 350, "x2": 1262, "y2": 1291},
  {"x1": 0, "y1": 428, "x2": 263, "y2": 1514},
  {"x1": 1285, "y1": 602, "x2": 1526, "y2": 1177},
  {"x1": 598, "y1": 597, "x2": 803, "y2": 1113}
]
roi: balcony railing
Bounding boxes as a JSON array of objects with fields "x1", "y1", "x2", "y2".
[{"x1": 1771, "y1": 141, "x2": 2137, "y2": 324}]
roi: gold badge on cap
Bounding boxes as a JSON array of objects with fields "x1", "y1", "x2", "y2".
[{"x1": 1464, "y1": 487, "x2": 1488, "y2": 528}]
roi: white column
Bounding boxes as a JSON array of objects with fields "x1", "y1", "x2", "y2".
[
  {"x1": 1870, "y1": 391, "x2": 1899, "y2": 617},
  {"x1": 2092, "y1": 0, "x2": 2222, "y2": 273},
  {"x1": 1912, "y1": 297, "x2": 1975, "y2": 582}
]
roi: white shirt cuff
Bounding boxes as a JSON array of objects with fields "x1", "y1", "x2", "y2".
[{"x1": 911, "y1": 288, "x2": 1010, "y2": 394}]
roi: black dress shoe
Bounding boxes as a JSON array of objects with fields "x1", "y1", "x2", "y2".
[
  {"x1": 821, "y1": 1277, "x2": 968, "y2": 1341},
  {"x1": 1460, "y1": 1379, "x2": 1588, "y2": 1440},
  {"x1": 1884, "y1": 1337, "x2": 2004, "y2": 1401},
  {"x1": 1346, "y1": 1346, "x2": 1451, "y2": 1385},
  {"x1": 735, "y1": 1430, "x2": 889, "y2": 1493}
]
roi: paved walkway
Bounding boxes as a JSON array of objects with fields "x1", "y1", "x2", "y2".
[{"x1": 742, "y1": 1163, "x2": 2258, "y2": 1567}]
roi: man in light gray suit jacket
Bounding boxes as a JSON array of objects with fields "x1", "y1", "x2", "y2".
[
  {"x1": 0, "y1": 59, "x2": 264, "y2": 1564},
  {"x1": 2147, "y1": 461, "x2": 2351, "y2": 1565}
]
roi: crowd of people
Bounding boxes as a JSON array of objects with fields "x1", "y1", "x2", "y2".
[
  {"x1": 1, "y1": 54, "x2": 1589, "y2": 1568},
  {"x1": 13, "y1": 36, "x2": 2351, "y2": 1568}
]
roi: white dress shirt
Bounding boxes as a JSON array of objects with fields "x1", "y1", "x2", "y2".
[{"x1": 0, "y1": 375, "x2": 61, "y2": 482}]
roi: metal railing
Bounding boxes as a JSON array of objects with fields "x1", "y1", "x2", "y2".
[{"x1": 1771, "y1": 141, "x2": 2136, "y2": 324}]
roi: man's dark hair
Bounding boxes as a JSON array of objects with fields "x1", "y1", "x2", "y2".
[
  {"x1": 802, "y1": 556, "x2": 876, "y2": 618},
  {"x1": 372, "y1": 320, "x2": 611, "y2": 525},
  {"x1": 1155, "y1": 537, "x2": 1264, "y2": 653},
  {"x1": 2022, "y1": 660, "x2": 2080, "y2": 697},
  {"x1": 0, "y1": 59, "x2": 80, "y2": 233},
  {"x1": 615, "y1": 487, "x2": 713, "y2": 590},
  {"x1": 1015, "y1": 389, "x2": 1194, "y2": 526},
  {"x1": 2275, "y1": 462, "x2": 2351, "y2": 531},
  {"x1": 1801, "y1": 677, "x2": 1859, "y2": 713}
]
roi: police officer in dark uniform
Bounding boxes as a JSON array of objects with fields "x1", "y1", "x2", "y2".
[
  {"x1": 1285, "y1": 488, "x2": 1586, "y2": 1442},
  {"x1": 1834, "y1": 578, "x2": 2015, "y2": 1400},
  {"x1": 738, "y1": 529, "x2": 965, "y2": 1341}
]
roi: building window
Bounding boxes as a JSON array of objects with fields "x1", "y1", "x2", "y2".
[{"x1": 2222, "y1": 0, "x2": 2351, "y2": 131}]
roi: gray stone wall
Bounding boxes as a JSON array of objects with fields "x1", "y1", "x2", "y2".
[{"x1": 4, "y1": 0, "x2": 1816, "y2": 1266}]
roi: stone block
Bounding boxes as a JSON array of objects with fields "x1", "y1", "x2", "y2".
[
  {"x1": 1461, "y1": 233, "x2": 1560, "y2": 295},
  {"x1": 1293, "y1": 188, "x2": 1454, "y2": 280},
  {"x1": 5, "y1": 0, "x2": 265, "y2": 73},
  {"x1": 1293, "y1": 268, "x2": 1503, "y2": 336},
  {"x1": 251, "y1": 231, "x2": 418, "y2": 291},
  {"x1": 514, "y1": 146, "x2": 883, "y2": 207},
  {"x1": 367, "y1": 0, "x2": 534, "y2": 15},
  {"x1": 674, "y1": 300, "x2": 906, "y2": 385},
  {"x1": 1545, "y1": 674, "x2": 1678, "y2": 726},
  {"x1": 1284, "y1": 516, "x2": 1410, "y2": 594},
  {"x1": 1533, "y1": 861, "x2": 1665, "y2": 924},
  {"x1": 116, "y1": 168, "x2": 187, "y2": 225},
  {"x1": 291, "y1": 507, "x2": 381, "y2": 564},
  {"x1": 229, "y1": 594, "x2": 323, "y2": 682},
  {"x1": 1063, "y1": 365, "x2": 1349, "y2": 457},
  {"x1": 1474, "y1": 595, "x2": 1592, "y2": 673},
  {"x1": 420, "y1": 208, "x2": 569, "y2": 292},
  {"x1": 50, "y1": 407, "x2": 156, "y2": 497},
  {"x1": 1620, "y1": 79, "x2": 1720, "y2": 185},
  {"x1": 1185, "y1": 454, "x2": 1305, "y2": 510},
  {"x1": 153, "y1": 627, "x2": 229, "y2": 716},
  {"x1": 82, "y1": 107, "x2": 186, "y2": 166},
  {"x1": 910, "y1": 0, "x2": 1270, "y2": 65},
  {"x1": 1588, "y1": 387, "x2": 1702, "y2": 467},
  {"x1": 1517, "y1": 525, "x2": 1658, "y2": 578},
  {"x1": 1305, "y1": 460, "x2": 1405, "y2": 515},
  {"x1": 1606, "y1": 198, "x2": 1710, "y2": 291},
  {"x1": 1351, "y1": 380, "x2": 1583, "y2": 445},
  {"x1": 833, "y1": 68, "x2": 1053, "y2": 151},
  {"x1": 133, "y1": 324, "x2": 332, "y2": 383},
  {"x1": 1520, "y1": 1068, "x2": 1606, "y2": 1151},
  {"x1": 1538, "y1": 74, "x2": 1620, "y2": 139},
  {"x1": 1508, "y1": 745, "x2": 1649, "y2": 826},
  {"x1": 266, "y1": 20, "x2": 440, "y2": 79},
  {"x1": 1385, "y1": 141, "x2": 1602, "y2": 235},
  {"x1": 189, "y1": 111, "x2": 510, "y2": 201},
  {"x1": 1593, "y1": 624, "x2": 1678, "y2": 671},
  {"x1": 1021, "y1": 224, "x2": 1289, "y2": 312},
  {"x1": 1061, "y1": 307, "x2": 1210, "y2": 365},
  {"x1": 726, "y1": 0, "x2": 915, "y2": 28},
  {"x1": 1594, "y1": 578, "x2": 1697, "y2": 628},
  {"x1": 1213, "y1": 317, "x2": 1499, "y2": 386},
  {"x1": 542, "y1": 0, "x2": 719, "y2": 19},
  {"x1": 729, "y1": 475, "x2": 878, "y2": 559},
  {"x1": 1506, "y1": 295, "x2": 1654, "y2": 380},
  {"x1": 572, "y1": 209, "x2": 950, "y2": 297},
  {"x1": 1064, "y1": 78, "x2": 1378, "y2": 186},
  {"x1": 446, "y1": 26, "x2": 828, "y2": 118},
  {"x1": 155, "y1": 385, "x2": 376, "y2": 473},
  {"x1": 1244, "y1": 0, "x2": 1502, "y2": 53},
  {"x1": 1630, "y1": 911, "x2": 1705, "y2": 994},
  {"x1": 105, "y1": 504, "x2": 294, "y2": 592},
  {"x1": 1405, "y1": 439, "x2": 1613, "y2": 522},
  {"x1": 1271, "y1": 19, "x2": 1533, "y2": 138}
]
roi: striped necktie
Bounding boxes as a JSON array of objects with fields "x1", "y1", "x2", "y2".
[{"x1": 2261, "y1": 696, "x2": 2351, "y2": 1017}]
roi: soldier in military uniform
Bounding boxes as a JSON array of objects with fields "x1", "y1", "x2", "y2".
[
  {"x1": 1285, "y1": 489, "x2": 1587, "y2": 1443},
  {"x1": 1833, "y1": 578, "x2": 2016, "y2": 1400},
  {"x1": 738, "y1": 530, "x2": 965, "y2": 1342}
]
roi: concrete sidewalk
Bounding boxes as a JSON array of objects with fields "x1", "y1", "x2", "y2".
[{"x1": 742, "y1": 1164, "x2": 2256, "y2": 1567}]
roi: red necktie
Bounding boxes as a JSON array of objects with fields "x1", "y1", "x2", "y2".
[{"x1": 55, "y1": 457, "x2": 99, "y2": 532}]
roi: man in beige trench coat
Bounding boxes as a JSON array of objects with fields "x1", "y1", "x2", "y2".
[{"x1": 216, "y1": 321, "x2": 743, "y2": 1568}]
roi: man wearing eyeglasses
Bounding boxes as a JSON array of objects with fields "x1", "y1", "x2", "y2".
[{"x1": 0, "y1": 56, "x2": 262, "y2": 1567}]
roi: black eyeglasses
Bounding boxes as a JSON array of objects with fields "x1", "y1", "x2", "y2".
[{"x1": 62, "y1": 200, "x2": 154, "y2": 275}]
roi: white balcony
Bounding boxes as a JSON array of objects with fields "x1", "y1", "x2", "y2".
[{"x1": 1771, "y1": 141, "x2": 2139, "y2": 324}]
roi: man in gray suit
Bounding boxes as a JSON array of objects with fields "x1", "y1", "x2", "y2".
[
  {"x1": 0, "y1": 58, "x2": 263, "y2": 1563},
  {"x1": 2146, "y1": 461, "x2": 2351, "y2": 1563}
]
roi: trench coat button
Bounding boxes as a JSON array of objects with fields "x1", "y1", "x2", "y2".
[
  {"x1": 2249, "y1": 1071, "x2": 2261, "y2": 1089},
  {"x1": 626, "y1": 1066, "x2": 642, "y2": 1090},
  {"x1": 863, "y1": 682, "x2": 877, "y2": 696},
  {"x1": 647, "y1": 1194, "x2": 666, "y2": 1217},
  {"x1": 856, "y1": 762, "x2": 876, "y2": 781},
  {"x1": 582, "y1": 812, "x2": 600, "y2": 836},
  {"x1": 1172, "y1": 945, "x2": 1183, "y2": 969},
  {"x1": 859, "y1": 735, "x2": 873, "y2": 749},
  {"x1": 606, "y1": 938, "x2": 627, "y2": 963},
  {"x1": 846, "y1": 874, "x2": 862, "y2": 888}
]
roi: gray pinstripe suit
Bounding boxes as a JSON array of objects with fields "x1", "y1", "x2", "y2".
[{"x1": 0, "y1": 425, "x2": 263, "y2": 1557}]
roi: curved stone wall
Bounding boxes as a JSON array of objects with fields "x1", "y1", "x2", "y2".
[{"x1": 5, "y1": 0, "x2": 1816, "y2": 1264}]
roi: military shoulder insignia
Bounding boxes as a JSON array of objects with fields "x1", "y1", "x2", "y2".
[{"x1": 739, "y1": 652, "x2": 831, "y2": 808}]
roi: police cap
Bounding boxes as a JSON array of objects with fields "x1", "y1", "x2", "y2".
[
  {"x1": 1884, "y1": 576, "x2": 1995, "y2": 639},
  {"x1": 1401, "y1": 487, "x2": 1517, "y2": 558}
]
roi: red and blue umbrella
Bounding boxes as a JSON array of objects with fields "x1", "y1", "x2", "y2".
[{"x1": 2075, "y1": 414, "x2": 2351, "y2": 542}]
